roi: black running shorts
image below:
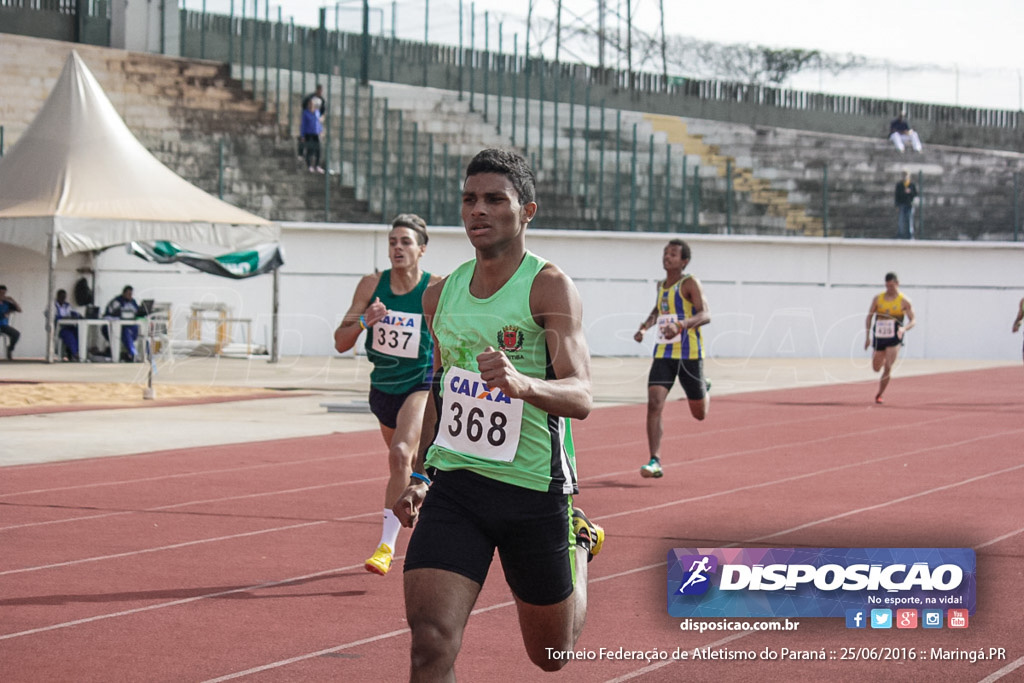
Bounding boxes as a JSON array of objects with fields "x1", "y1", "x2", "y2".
[
  {"x1": 648, "y1": 357, "x2": 706, "y2": 400},
  {"x1": 404, "y1": 468, "x2": 576, "y2": 606},
  {"x1": 872, "y1": 319, "x2": 904, "y2": 351},
  {"x1": 368, "y1": 384, "x2": 429, "y2": 429},
  {"x1": 872, "y1": 336, "x2": 903, "y2": 351}
]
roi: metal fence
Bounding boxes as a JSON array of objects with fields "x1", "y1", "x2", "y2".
[
  {"x1": 176, "y1": 7, "x2": 1024, "y2": 239},
  {"x1": 2, "y1": 2, "x2": 1022, "y2": 239}
]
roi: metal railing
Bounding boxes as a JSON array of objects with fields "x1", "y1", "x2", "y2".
[{"x1": 2, "y1": 3, "x2": 1023, "y2": 240}]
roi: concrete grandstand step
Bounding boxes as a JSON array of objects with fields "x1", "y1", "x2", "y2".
[{"x1": 6, "y1": 31, "x2": 1022, "y2": 236}]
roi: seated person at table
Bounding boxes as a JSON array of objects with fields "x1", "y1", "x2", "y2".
[
  {"x1": 102, "y1": 285, "x2": 145, "y2": 361},
  {"x1": 55, "y1": 288, "x2": 82, "y2": 360},
  {"x1": 1, "y1": 284, "x2": 22, "y2": 361}
]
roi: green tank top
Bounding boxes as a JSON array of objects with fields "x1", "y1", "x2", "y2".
[
  {"x1": 364, "y1": 269, "x2": 433, "y2": 394},
  {"x1": 426, "y1": 252, "x2": 579, "y2": 494}
]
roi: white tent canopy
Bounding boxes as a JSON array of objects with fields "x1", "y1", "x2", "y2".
[
  {"x1": 0, "y1": 51, "x2": 281, "y2": 361},
  {"x1": 0, "y1": 51, "x2": 278, "y2": 255}
]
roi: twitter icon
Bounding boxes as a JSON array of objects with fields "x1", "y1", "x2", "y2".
[{"x1": 870, "y1": 609, "x2": 893, "y2": 629}]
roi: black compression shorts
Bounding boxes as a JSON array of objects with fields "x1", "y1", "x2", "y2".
[
  {"x1": 872, "y1": 336, "x2": 903, "y2": 351},
  {"x1": 368, "y1": 383, "x2": 429, "y2": 429},
  {"x1": 403, "y1": 468, "x2": 576, "y2": 606},
  {"x1": 648, "y1": 357, "x2": 707, "y2": 400}
]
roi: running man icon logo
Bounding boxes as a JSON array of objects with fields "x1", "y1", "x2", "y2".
[{"x1": 676, "y1": 554, "x2": 718, "y2": 595}]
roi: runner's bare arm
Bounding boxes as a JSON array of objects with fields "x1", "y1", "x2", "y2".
[
  {"x1": 333, "y1": 273, "x2": 382, "y2": 353},
  {"x1": 864, "y1": 298, "x2": 878, "y2": 350},
  {"x1": 634, "y1": 283, "x2": 661, "y2": 342}
]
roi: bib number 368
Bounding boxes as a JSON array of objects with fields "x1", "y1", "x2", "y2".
[
  {"x1": 447, "y1": 404, "x2": 508, "y2": 446},
  {"x1": 434, "y1": 367, "x2": 523, "y2": 462}
]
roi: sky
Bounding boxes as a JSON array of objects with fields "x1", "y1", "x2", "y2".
[{"x1": 190, "y1": 0, "x2": 1024, "y2": 109}]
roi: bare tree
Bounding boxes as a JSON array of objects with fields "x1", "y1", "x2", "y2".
[
  {"x1": 661, "y1": 36, "x2": 865, "y2": 86},
  {"x1": 512, "y1": 6, "x2": 865, "y2": 89}
]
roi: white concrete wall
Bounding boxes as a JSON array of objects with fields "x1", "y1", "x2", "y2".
[{"x1": 3, "y1": 226, "x2": 1023, "y2": 361}]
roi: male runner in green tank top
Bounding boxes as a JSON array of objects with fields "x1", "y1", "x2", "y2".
[
  {"x1": 393, "y1": 149, "x2": 604, "y2": 678},
  {"x1": 334, "y1": 214, "x2": 441, "y2": 576}
]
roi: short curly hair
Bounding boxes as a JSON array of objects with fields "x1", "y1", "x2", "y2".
[
  {"x1": 464, "y1": 148, "x2": 536, "y2": 205},
  {"x1": 667, "y1": 239, "x2": 691, "y2": 261}
]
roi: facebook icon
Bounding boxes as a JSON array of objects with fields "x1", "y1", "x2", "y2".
[{"x1": 845, "y1": 609, "x2": 867, "y2": 629}]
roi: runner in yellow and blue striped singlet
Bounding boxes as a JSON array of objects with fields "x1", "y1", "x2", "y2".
[
  {"x1": 633, "y1": 239, "x2": 711, "y2": 479},
  {"x1": 651, "y1": 277, "x2": 704, "y2": 360},
  {"x1": 865, "y1": 272, "x2": 916, "y2": 404}
]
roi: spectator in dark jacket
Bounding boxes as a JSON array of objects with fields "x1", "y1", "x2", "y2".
[
  {"x1": 889, "y1": 111, "x2": 923, "y2": 153},
  {"x1": 894, "y1": 171, "x2": 918, "y2": 239}
]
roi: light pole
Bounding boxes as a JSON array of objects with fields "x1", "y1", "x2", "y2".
[{"x1": 361, "y1": 0, "x2": 370, "y2": 85}]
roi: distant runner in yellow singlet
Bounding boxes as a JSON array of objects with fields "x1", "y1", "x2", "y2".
[{"x1": 865, "y1": 272, "x2": 917, "y2": 403}]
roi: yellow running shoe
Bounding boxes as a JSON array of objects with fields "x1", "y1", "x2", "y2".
[
  {"x1": 364, "y1": 543, "x2": 394, "y2": 575},
  {"x1": 571, "y1": 508, "x2": 605, "y2": 562}
]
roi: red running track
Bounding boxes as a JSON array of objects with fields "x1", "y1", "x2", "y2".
[{"x1": 1, "y1": 367, "x2": 1023, "y2": 682}]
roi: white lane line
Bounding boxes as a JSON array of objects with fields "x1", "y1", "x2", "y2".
[
  {"x1": 598, "y1": 428, "x2": 1024, "y2": 521},
  {"x1": 0, "y1": 473, "x2": 387, "y2": 532},
  {"x1": 977, "y1": 658, "x2": 1024, "y2": 682},
  {"x1": 0, "y1": 449, "x2": 375, "y2": 499},
  {"x1": 0, "y1": 560, "x2": 377, "y2": 641},
  {"x1": 0, "y1": 504, "x2": 380, "y2": 577}
]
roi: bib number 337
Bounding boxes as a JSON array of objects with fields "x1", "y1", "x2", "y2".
[
  {"x1": 434, "y1": 367, "x2": 524, "y2": 462},
  {"x1": 371, "y1": 310, "x2": 422, "y2": 358}
]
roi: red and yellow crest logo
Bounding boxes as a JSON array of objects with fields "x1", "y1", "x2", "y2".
[{"x1": 497, "y1": 325, "x2": 524, "y2": 353}]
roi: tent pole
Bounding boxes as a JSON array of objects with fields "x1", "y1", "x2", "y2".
[
  {"x1": 269, "y1": 265, "x2": 280, "y2": 363},
  {"x1": 45, "y1": 232, "x2": 58, "y2": 363}
]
